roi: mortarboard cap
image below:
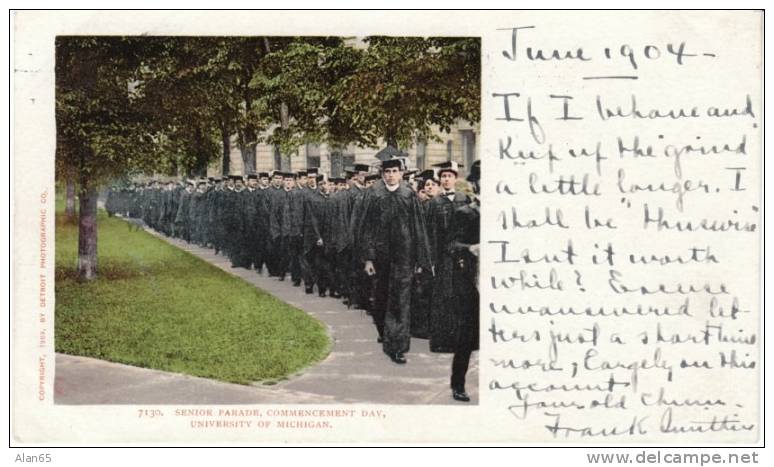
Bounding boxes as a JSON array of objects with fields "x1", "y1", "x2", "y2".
[
  {"x1": 307, "y1": 168, "x2": 319, "y2": 176},
  {"x1": 258, "y1": 172, "x2": 270, "y2": 178},
  {"x1": 381, "y1": 158, "x2": 406, "y2": 171},
  {"x1": 374, "y1": 145, "x2": 407, "y2": 161},
  {"x1": 297, "y1": 170, "x2": 308, "y2": 177},
  {"x1": 247, "y1": 173, "x2": 258, "y2": 180},
  {"x1": 353, "y1": 164, "x2": 370, "y2": 173},
  {"x1": 418, "y1": 169, "x2": 439, "y2": 184},
  {"x1": 433, "y1": 160, "x2": 463, "y2": 175},
  {"x1": 365, "y1": 173, "x2": 380, "y2": 182}
]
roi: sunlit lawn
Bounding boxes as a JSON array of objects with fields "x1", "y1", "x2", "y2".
[{"x1": 54, "y1": 196, "x2": 330, "y2": 384}]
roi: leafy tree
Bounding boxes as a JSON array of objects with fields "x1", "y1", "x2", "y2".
[
  {"x1": 55, "y1": 36, "x2": 218, "y2": 280},
  {"x1": 328, "y1": 37, "x2": 480, "y2": 149}
]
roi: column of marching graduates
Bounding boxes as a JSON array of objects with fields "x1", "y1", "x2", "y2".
[{"x1": 105, "y1": 148, "x2": 481, "y2": 402}]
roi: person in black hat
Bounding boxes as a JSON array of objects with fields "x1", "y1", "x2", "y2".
[
  {"x1": 364, "y1": 173, "x2": 379, "y2": 188},
  {"x1": 220, "y1": 175, "x2": 241, "y2": 262},
  {"x1": 329, "y1": 175, "x2": 355, "y2": 300},
  {"x1": 258, "y1": 172, "x2": 270, "y2": 189},
  {"x1": 234, "y1": 174, "x2": 261, "y2": 270},
  {"x1": 264, "y1": 171, "x2": 285, "y2": 276},
  {"x1": 298, "y1": 169, "x2": 319, "y2": 287},
  {"x1": 303, "y1": 174, "x2": 334, "y2": 296},
  {"x1": 410, "y1": 169, "x2": 440, "y2": 339},
  {"x1": 271, "y1": 172, "x2": 299, "y2": 281},
  {"x1": 188, "y1": 180, "x2": 207, "y2": 247},
  {"x1": 208, "y1": 176, "x2": 228, "y2": 255},
  {"x1": 426, "y1": 161, "x2": 470, "y2": 353},
  {"x1": 342, "y1": 163, "x2": 371, "y2": 309},
  {"x1": 224, "y1": 175, "x2": 247, "y2": 267},
  {"x1": 288, "y1": 172, "x2": 307, "y2": 286},
  {"x1": 449, "y1": 160, "x2": 480, "y2": 402},
  {"x1": 174, "y1": 180, "x2": 196, "y2": 243},
  {"x1": 354, "y1": 156, "x2": 431, "y2": 364},
  {"x1": 252, "y1": 172, "x2": 272, "y2": 274},
  {"x1": 297, "y1": 170, "x2": 308, "y2": 189}
]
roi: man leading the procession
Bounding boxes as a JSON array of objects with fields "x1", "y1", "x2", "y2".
[{"x1": 355, "y1": 147, "x2": 431, "y2": 365}]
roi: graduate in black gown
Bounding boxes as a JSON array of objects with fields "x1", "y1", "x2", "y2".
[
  {"x1": 238, "y1": 174, "x2": 261, "y2": 269},
  {"x1": 272, "y1": 172, "x2": 297, "y2": 281},
  {"x1": 299, "y1": 169, "x2": 319, "y2": 290},
  {"x1": 265, "y1": 171, "x2": 285, "y2": 276},
  {"x1": 174, "y1": 181, "x2": 195, "y2": 243},
  {"x1": 225, "y1": 176, "x2": 247, "y2": 267},
  {"x1": 356, "y1": 153, "x2": 431, "y2": 364},
  {"x1": 426, "y1": 161, "x2": 471, "y2": 353},
  {"x1": 450, "y1": 160, "x2": 480, "y2": 402},
  {"x1": 253, "y1": 172, "x2": 272, "y2": 274},
  {"x1": 303, "y1": 174, "x2": 334, "y2": 296},
  {"x1": 410, "y1": 170, "x2": 440, "y2": 339}
]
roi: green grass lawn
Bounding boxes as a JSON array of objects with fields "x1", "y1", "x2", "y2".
[{"x1": 54, "y1": 198, "x2": 331, "y2": 385}]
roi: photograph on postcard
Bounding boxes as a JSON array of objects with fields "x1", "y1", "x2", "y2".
[{"x1": 52, "y1": 35, "x2": 482, "y2": 406}]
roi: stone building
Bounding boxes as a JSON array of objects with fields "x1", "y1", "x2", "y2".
[{"x1": 212, "y1": 120, "x2": 479, "y2": 178}]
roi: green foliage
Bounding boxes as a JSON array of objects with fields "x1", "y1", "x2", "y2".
[
  {"x1": 56, "y1": 35, "x2": 480, "y2": 185},
  {"x1": 329, "y1": 36, "x2": 481, "y2": 148},
  {"x1": 56, "y1": 37, "x2": 170, "y2": 185},
  {"x1": 55, "y1": 203, "x2": 331, "y2": 384}
]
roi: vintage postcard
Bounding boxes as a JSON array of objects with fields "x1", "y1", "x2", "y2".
[{"x1": 11, "y1": 10, "x2": 763, "y2": 445}]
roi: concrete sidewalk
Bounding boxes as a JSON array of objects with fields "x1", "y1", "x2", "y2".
[{"x1": 55, "y1": 230, "x2": 478, "y2": 405}]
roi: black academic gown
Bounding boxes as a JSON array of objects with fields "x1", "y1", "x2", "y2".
[
  {"x1": 357, "y1": 180, "x2": 431, "y2": 355},
  {"x1": 303, "y1": 189, "x2": 334, "y2": 293},
  {"x1": 174, "y1": 190, "x2": 193, "y2": 242},
  {"x1": 347, "y1": 185, "x2": 370, "y2": 309},
  {"x1": 233, "y1": 188, "x2": 260, "y2": 268},
  {"x1": 265, "y1": 186, "x2": 284, "y2": 275},
  {"x1": 450, "y1": 200, "x2": 480, "y2": 391},
  {"x1": 426, "y1": 191, "x2": 472, "y2": 352},
  {"x1": 410, "y1": 197, "x2": 435, "y2": 338},
  {"x1": 253, "y1": 187, "x2": 272, "y2": 272}
]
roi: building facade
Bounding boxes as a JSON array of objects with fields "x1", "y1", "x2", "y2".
[{"x1": 212, "y1": 120, "x2": 479, "y2": 178}]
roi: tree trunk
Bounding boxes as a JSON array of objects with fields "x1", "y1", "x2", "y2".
[
  {"x1": 77, "y1": 185, "x2": 99, "y2": 281},
  {"x1": 221, "y1": 127, "x2": 231, "y2": 176},
  {"x1": 65, "y1": 180, "x2": 76, "y2": 221},
  {"x1": 240, "y1": 127, "x2": 257, "y2": 174},
  {"x1": 241, "y1": 143, "x2": 256, "y2": 174}
]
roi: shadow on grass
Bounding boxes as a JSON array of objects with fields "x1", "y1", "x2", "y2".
[{"x1": 56, "y1": 261, "x2": 144, "y2": 281}]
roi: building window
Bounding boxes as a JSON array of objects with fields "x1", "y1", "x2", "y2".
[
  {"x1": 461, "y1": 130, "x2": 476, "y2": 170},
  {"x1": 306, "y1": 143, "x2": 321, "y2": 169},
  {"x1": 446, "y1": 140, "x2": 453, "y2": 161}
]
